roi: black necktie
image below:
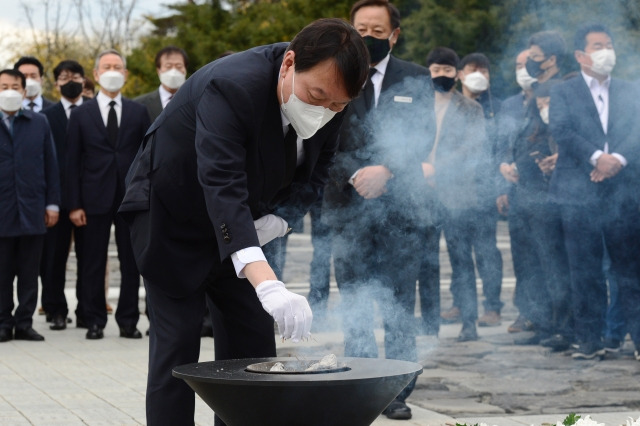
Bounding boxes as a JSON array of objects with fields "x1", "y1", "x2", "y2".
[
  {"x1": 282, "y1": 124, "x2": 298, "y2": 188},
  {"x1": 107, "y1": 100, "x2": 118, "y2": 147},
  {"x1": 363, "y1": 68, "x2": 377, "y2": 109},
  {"x1": 28, "y1": 101, "x2": 36, "y2": 110}
]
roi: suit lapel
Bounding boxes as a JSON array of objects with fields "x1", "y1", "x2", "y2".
[{"x1": 87, "y1": 99, "x2": 108, "y2": 138}]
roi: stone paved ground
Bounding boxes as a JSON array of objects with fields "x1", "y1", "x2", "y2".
[{"x1": 1, "y1": 218, "x2": 639, "y2": 425}]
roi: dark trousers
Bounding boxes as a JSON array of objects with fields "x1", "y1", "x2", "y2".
[
  {"x1": 40, "y1": 211, "x2": 84, "y2": 318},
  {"x1": 418, "y1": 225, "x2": 441, "y2": 335},
  {"x1": 518, "y1": 199, "x2": 572, "y2": 337},
  {"x1": 0, "y1": 235, "x2": 44, "y2": 330},
  {"x1": 561, "y1": 200, "x2": 640, "y2": 347},
  {"x1": 80, "y1": 207, "x2": 140, "y2": 328},
  {"x1": 332, "y1": 219, "x2": 420, "y2": 402},
  {"x1": 444, "y1": 208, "x2": 503, "y2": 323},
  {"x1": 145, "y1": 259, "x2": 276, "y2": 426},
  {"x1": 508, "y1": 193, "x2": 542, "y2": 319},
  {"x1": 307, "y1": 198, "x2": 332, "y2": 316}
]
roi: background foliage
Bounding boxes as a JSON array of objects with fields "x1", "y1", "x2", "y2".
[{"x1": 13, "y1": 0, "x2": 640, "y2": 100}]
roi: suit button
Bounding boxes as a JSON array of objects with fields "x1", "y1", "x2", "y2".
[
  {"x1": 223, "y1": 235, "x2": 231, "y2": 243},
  {"x1": 220, "y1": 223, "x2": 227, "y2": 229}
]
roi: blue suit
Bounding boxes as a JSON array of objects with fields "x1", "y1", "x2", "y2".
[
  {"x1": 549, "y1": 74, "x2": 640, "y2": 349},
  {"x1": 0, "y1": 109, "x2": 59, "y2": 331}
]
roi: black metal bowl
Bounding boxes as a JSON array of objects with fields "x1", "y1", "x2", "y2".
[{"x1": 173, "y1": 357, "x2": 422, "y2": 426}]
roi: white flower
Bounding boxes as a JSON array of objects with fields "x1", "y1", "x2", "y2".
[
  {"x1": 574, "y1": 415, "x2": 605, "y2": 426},
  {"x1": 626, "y1": 415, "x2": 640, "y2": 426}
]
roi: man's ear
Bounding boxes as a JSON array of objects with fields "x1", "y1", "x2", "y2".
[{"x1": 280, "y1": 50, "x2": 296, "y2": 78}]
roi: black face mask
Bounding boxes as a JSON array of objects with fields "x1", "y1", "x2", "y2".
[
  {"x1": 525, "y1": 57, "x2": 546, "y2": 78},
  {"x1": 431, "y1": 76, "x2": 456, "y2": 93},
  {"x1": 363, "y1": 35, "x2": 391, "y2": 64},
  {"x1": 60, "y1": 80, "x2": 84, "y2": 99}
]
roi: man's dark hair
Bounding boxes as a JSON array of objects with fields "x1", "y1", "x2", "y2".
[
  {"x1": 155, "y1": 46, "x2": 189, "y2": 69},
  {"x1": 574, "y1": 23, "x2": 613, "y2": 51},
  {"x1": 53, "y1": 60, "x2": 85, "y2": 80},
  {"x1": 426, "y1": 47, "x2": 460, "y2": 68},
  {"x1": 458, "y1": 52, "x2": 490, "y2": 71},
  {"x1": 84, "y1": 78, "x2": 96, "y2": 94},
  {"x1": 288, "y1": 18, "x2": 369, "y2": 99},
  {"x1": 13, "y1": 56, "x2": 44, "y2": 77},
  {"x1": 0, "y1": 69, "x2": 27, "y2": 88},
  {"x1": 350, "y1": 0, "x2": 401, "y2": 30},
  {"x1": 529, "y1": 31, "x2": 566, "y2": 63}
]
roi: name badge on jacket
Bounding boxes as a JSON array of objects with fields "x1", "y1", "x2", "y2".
[{"x1": 394, "y1": 96, "x2": 413, "y2": 103}]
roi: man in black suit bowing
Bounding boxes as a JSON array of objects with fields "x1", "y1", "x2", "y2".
[
  {"x1": 67, "y1": 49, "x2": 150, "y2": 340},
  {"x1": 119, "y1": 19, "x2": 368, "y2": 425},
  {"x1": 40, "y1": 60, "x2": 89, "y2": 331},
  {"x1": 549, "y1": 23, "x2": 640, "y2": 361},
  {"x1": 322, "y1": 0, "x2": 435, "y2": 419}
]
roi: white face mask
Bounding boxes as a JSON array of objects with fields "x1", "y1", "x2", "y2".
[
  {"x1": 159, "y1": 68, "x2": 186, "y2": 90},
  {"x1": 516, "y1": 67, "x2": 537, "y2": 91},
  {"x1": 98, "y1": 70, "x2": 125, "y2": 92},
  {"x1": 589, "y1": 48, "x2": 616, "y2": 76},
  {"x1": 0, "y1": 89, "x2": 25, "y2": 112},
  {"x1": 280, "y1": 67, "x2": 337, "y2": 140},
  {"x1": 539, "y1": 106, "x2": 549, "y2": 125},
  {"x1": 462, "y1": 71, "x2": 489, "y2": 94},
  {"x1": 25, "y1": 78, "x2": 42, "y2": 98}
]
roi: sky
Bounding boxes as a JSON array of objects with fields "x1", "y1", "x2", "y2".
[{"x1": 0, "y1": 0, "x2": 178, "y2": 66}]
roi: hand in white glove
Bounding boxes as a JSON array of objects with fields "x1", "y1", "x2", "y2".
[
  {"x1": 255, "y1": 280, "x2": 312, "y2": 342},
  {"x1": 253, "y1": 214, "x2": 289, "y2": 247}
]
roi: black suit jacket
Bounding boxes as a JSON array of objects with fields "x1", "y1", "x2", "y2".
[
  {"x1": 134, "y1": 89, "x2": 163, "y2": 123},
  {"x1": 120, "y1": 43, "x2": 347, "y2": 297},
  {"x1": 66, "y1": 96, "x2": 150, "y2": 214},
  {"x1": 322, "y1": 55, "x2": 436, "y2": 228},
  {"x1": 41, "y1": 98, "x2": 90, "y2": 209},
  {"x1": 549, "y1": 74, "x2": 640, "y2": 206}
]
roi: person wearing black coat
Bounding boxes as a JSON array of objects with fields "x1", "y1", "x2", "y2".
[
  {"x1": 0, "y1": 69, "x2": 60, "y2": 343},
  {"x1": 119, "y1": 19, "x2": 369, "y2": 426}
]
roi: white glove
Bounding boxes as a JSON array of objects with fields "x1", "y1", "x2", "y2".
[
  {"x1": 253, "y1": 214, "x2": 289, "y2": 246},
  {"x1": 255, "y1": 280, "x2": 312, "y2": 342}
]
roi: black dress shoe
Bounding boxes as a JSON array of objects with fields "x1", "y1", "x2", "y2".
[
  {"x1": 0, "y1": 328, "x2": 12, "y2": 342},
  {"x1": 382, "y1": 399, "x2": 412, "y2": 420},
  {"x1": 86, "y1": 324, "x2": 104, "y2": 340},
  {"x1": 14, "y1": 327, "x2": 45, "y2": 341},
  {"x1": 457, "y1": 323, "x2": 478, "y2": 342},
  {"x1": 119, "y1": 326, "x2": 143, "y2": 339},
  {"x1": 49, "y1": 315, "x2": 67, "y2": 331}
]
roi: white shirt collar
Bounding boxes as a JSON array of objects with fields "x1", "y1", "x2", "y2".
[
  {"x1": 581, "y1": 70, "x2": 611, "y2": 91},
  {"x1": 371, "y1": 53, "x2": 391, "y2": 78},
  {"x1": 96, "y1": 91, "x2": 122, "y2": 108},
  {"x1": 158, "y1": 85, "x2": 174, "y2": 109},
  {"x1": 22, "y1": 95, "x2": 43, "y2": 110}
]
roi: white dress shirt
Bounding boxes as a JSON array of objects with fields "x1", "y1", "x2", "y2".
[
  {"x1": 158, "y1": 85, "x2": 174, "y2": 109},
  {"x1": 60, "y1": 97, "x2": 84, "y2": 119},
  {"x1": 22, "y1": 95, "x2": 44, "y2": 112},
  {"x1": 96, "y1": 91, "x2": 122, "y2": 127},
  {"x1": 581, "y1": 71, "x2": 626, "y2": 167}
]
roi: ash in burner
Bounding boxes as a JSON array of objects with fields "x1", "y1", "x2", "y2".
[{"x1": 246, "y1": 355, "x2": 349, "y2": 374}]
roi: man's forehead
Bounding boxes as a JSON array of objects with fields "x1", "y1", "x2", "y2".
[{"x1": 0, "y1": 74, "x2": 20, "y2": 84}]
